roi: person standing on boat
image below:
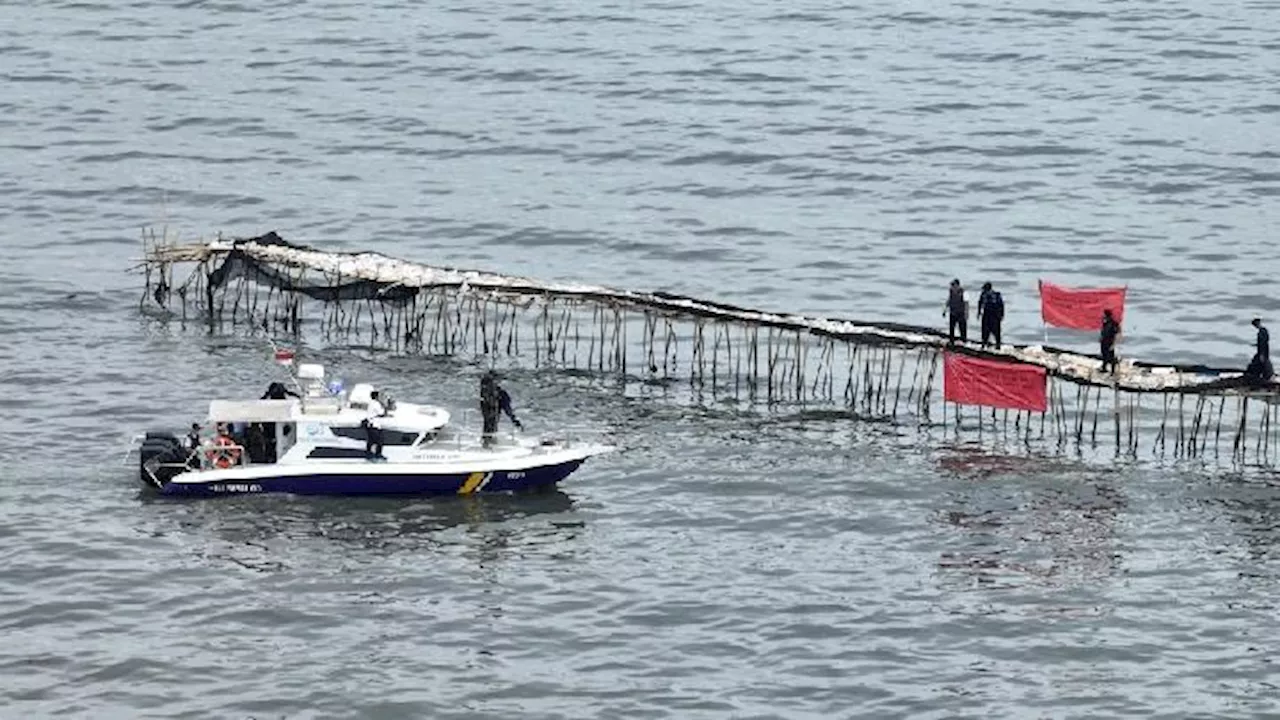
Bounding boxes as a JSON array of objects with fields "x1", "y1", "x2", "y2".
[
  {"x1": 943, "y1": 279, "x2": 968, "y2": 344},
  {"x1": 480, "y1": 371, "x2": 523, "y2": 447},
  {"x1": 977, "y1": 282, "x2": 1004, "y2": 350},
  {"x1": 1100, "y1": 309, "x2": 1121, "y2": 373},
  {"x1": 363, "y1": 390, "x2": 388, "y2": 460},
  {"x1": 186, "y1": 423, "x2": 202, "y2": 453},
  {"x1": 261, "y1": 381, "x2": 299, "y2": 400},
  {"x1": 258, "y1": 382, "x2": 299, "y2": 461},
  {"x1": 1245, "y1": 317, "x2": 1273, "y2": 383},
  {"x1": 367, "y1": 390, "x2": 386, "y2": 417}
]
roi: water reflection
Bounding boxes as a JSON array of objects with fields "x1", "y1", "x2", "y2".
[
  {"x1": 1203, "y1": 473, "x2": 1280, "y2": 570},
  {"x1": 138, "y1": 489, "x2": 582, "y2": 570},
  {"x1": 933, "y1": 445, "x2": 1125, "y2": 598}
]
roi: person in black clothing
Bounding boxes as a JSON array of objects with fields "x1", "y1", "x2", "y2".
[
  {"x1": 943, "y1": 279, "x2": 968, "y2": 344},
  {"x1": 362, "y1": 418, "x2": 384, "y2": 460},
  {"x1": 480, "y1": 371, "x2": 523, "y2": 447},
  {"x1": 261, "y1": 381, "x2": 300, "y2": 400},
  {"x1": 258, "y1": 382, "x2": 299, "y2": 461},
  {"x1": 1099, "y1": 309, "x2": 1121, "y2": 373},
  {"x1": 244, "y1": 422, "x2": 270, "y2": 464},
  {"x1": 977, "y1": 282, "x2": 1005, "y2": 349},
  {"x1": 1245, "y1": 317, "x2": 1273, "y2": 383},
  {"x1": 185, "y1": 423, "x2": 202, "y2": 453}
]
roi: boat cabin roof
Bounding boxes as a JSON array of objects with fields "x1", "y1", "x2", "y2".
[
  {"x1": 207, "y1": 397, "x2": 451, "y2": 434},
  {"x1": 207, "y1": 399, "x2": 300, "y2": 423}
]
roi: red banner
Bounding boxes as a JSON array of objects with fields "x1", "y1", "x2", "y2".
[
  {"x1": 1039, "y1": 280, "x2": 1126, "y2": 331},
  {"x1": 944, "y1": 352, "x2": 1047, "y2": 412}
]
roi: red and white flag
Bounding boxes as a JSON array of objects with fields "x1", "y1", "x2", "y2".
[{"x1": 274, "y1": 347, "x2": 295, "y2": 366}]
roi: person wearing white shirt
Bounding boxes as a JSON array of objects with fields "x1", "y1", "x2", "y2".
[{"x1": 362, "y1": 390, "x2": 388, "y2": 460}]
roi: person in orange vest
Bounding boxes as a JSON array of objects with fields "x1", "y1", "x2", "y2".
[{"x1": 207, "y1": 423, "x2": 242, "y2": 468}]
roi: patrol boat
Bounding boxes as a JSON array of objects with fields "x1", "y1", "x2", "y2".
[{"x1": 134, "y1": 361, "x2": 613, "y2": 497}]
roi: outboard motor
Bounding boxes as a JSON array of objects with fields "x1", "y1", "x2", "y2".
[{"x1": 138, "y1": 432, "x2": 197, "y2": 490}]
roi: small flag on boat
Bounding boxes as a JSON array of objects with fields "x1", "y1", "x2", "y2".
[{"x1": 274, "y1": 347, "x2": 295, "y2": 366}]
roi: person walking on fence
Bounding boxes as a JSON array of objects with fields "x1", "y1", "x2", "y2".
[
  {"x1": 1100, "y1": 309, "x2": 1121, "y2": 373},
  {"x1": 1245, "y1": 317, "x2": 1273, "y2": 383},
  {"x1": 943, "y1": 279, "x2": 968, "y2": 345},
  {"x1": 977, "y1": 282, "x2": 1004, "y2": 350}
]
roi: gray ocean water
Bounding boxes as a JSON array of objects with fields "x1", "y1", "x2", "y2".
[{"x1": 2, "y1": 1, "x2": 1280, "y2": 717}]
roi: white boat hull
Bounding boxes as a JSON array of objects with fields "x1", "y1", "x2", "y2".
[{"x1": 160, "y1": 444, "x2": 610, "y2": 497}]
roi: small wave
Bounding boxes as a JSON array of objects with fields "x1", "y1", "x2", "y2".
[
  {"x1": 1137, "y1": 182, "x2": 1207, "y2": 195},
  {"x1": 911, "y1": 102, "x2": 984, "y2": 114},
  {"x1": 144, "y1": 115, "x2": 250, "y2": 132},
  {"x1": 764, "y1": 12, "x2": 835, "y2": 23},
  {"x1": 1232, "y1": 104, "x2": 1280, "y2": 115},
  {"x1": 484, "y1": 229, "x2": 603, "y2": 248},
  {"x1": 1025, "y1": 9, "x2": 1108, "y2": 20},
  {"x1": 1077, "y1": 264, "x2": 1176, "y2": 281},
  {"x1": 665, "y1": 151, "x2": 783, "y2": 167},
  {"x1": 878, "y1": 12, "x2": 947, "y2": 25},
  {"x1": 936, "y1": 51, "x2": 1035, "y2": 63},
  {"x1": 691, "y1": 226, "x2": 789, "y2": 239},
  {"x1": 901, "y1": 144, "x2": 970, "y2": 156},
  {"x1": 661, "y1": 247, "x2": 740, "y2": 262},
  {"x1": 978, "y1": 144, "x2": 1096, "y2": 157},
  {"x1": 1119, "y1": 138, "x2": 1184, "y2": 147},
  {"x1": 4, "y1": 73, "x2": 81, "y2": 85},
  {"x1": 76, "y1": 150, "x2": 256, "y2": 165},
  {"x1": 1157, "y1": 48, "x2": 1240, "y2": 60},
  {"x1": 1149, "y1": 73, "x2": 1237, "y2": 83}
]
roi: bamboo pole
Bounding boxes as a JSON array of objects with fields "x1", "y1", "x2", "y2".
[
  {"x1": 1156, "y1": 394, "x2": 1169, "y2": 455},
  {"x1": 1113, "y1": 384, "x2": 1121, "y2": 454}
]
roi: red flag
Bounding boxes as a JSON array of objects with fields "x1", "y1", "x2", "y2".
[
  {"x1": 1039, "y1": 280, "x2": 1126, "y2": 331},
  {"x1": 944, "y1": 352, "x2": 1047, "y2": 412}
]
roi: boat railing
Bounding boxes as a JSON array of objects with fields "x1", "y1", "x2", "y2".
[
  {"x1": 427, "y1": 408, "x2": 609, "y2": 451},
  {"x1": 126, "y1": 432, "x2": 251, "y2": 478},
  {"x1": 121, "y1": 434, "x2": 226, "y2": 468},
  {"x1": 121, "y1": 434, "x2": 145, "y2": 466}
]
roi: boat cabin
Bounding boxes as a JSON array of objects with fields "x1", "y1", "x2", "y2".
[
  {"x1": 201, "y1": 363, "x2": 451, "y2": 466},
  {"x1": 207, "y1": 398, "x2": 301, "y2": 464}
]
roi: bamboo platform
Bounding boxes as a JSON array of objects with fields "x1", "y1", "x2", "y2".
[{"x1": 137, "y1": 229, "x2": 1280, "y2": 467}]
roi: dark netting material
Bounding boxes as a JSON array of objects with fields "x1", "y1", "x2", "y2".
[{"x1": 208, "y1": 247, "x2": 419, "y2": 306}]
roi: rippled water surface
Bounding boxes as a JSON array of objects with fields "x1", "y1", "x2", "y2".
[{"x1": 3, "y1": 0, "x2": 1280, "y2": 717}]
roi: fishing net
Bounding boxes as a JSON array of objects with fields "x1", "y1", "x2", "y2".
[{"x1": 207, "y1": 232, "x2": 419, "y2": 306}]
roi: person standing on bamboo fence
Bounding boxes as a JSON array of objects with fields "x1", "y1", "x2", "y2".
[
  {"x1": 977, "y1": 282, "x2": 1004, "y2": 350},
  {"x1": 944, "y1": 279, "x2": 969, "y2": 345},
  {"x1": 1245, "y1": 317, "x2": 1272, "y2": 384},
  {"x1": 1100, "y1": 309, "x2": 1121, "y2": 373}
]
